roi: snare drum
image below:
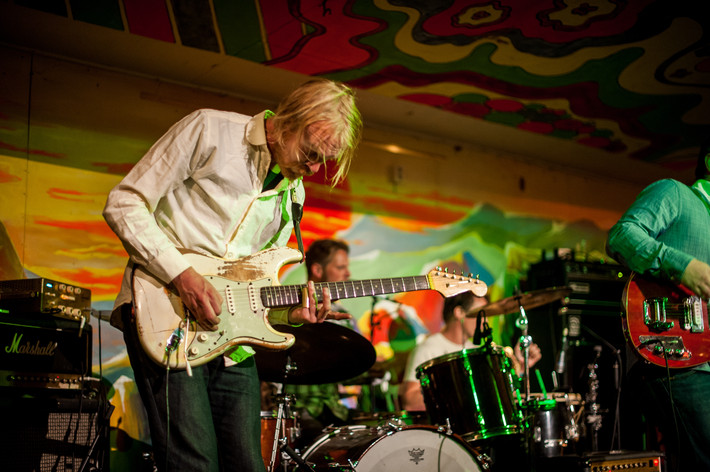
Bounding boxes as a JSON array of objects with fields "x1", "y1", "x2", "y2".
[
  {"x1": 260, "y1": 410, "x2": 298, "y2": 470},
  {"x1": 524, "y1": 392, "x2": 584, "y2": 458},
  {"x1": 302, "y1": 424, "x2": 485, "y2": 471},
  {"x1": 416, "y1": 346, "x2": 522, "y2": 442}
]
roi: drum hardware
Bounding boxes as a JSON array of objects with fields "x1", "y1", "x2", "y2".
[
  {"x1": 468, "y1": 286, "x2": 572, "y2": 404},
  {"x1": 585, "y1": 345, "x2": 605, "y2": 452},
  {"x1": 255, "y1": 322, "x2": 377, "y2": 471},
  {"x1": 261, "y1": 359, "x2": 307, "y2": 472}
]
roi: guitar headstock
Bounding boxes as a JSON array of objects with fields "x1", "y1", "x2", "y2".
[{"x1": 427, "y1": 268, "x2": 488, "y2": 298}]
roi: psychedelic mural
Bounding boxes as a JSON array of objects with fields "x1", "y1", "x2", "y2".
[{"x1": 5, "y1": 0, "x2": 708, "y2": 168}]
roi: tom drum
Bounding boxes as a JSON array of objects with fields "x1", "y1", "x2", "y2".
[{"x1": 416, "y1": 345, "x2": 522, "y2": 442}]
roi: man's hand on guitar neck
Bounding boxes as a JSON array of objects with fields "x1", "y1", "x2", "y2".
[
  {"x1": 681, "y1": 258, "x2": 710, "y2": 299},
  {"x1": 288, "y1": 281, "x2": 352, "y2": 325},
  {"x1": 172, "y1": 267, "x2": 223, "y2": 331}
]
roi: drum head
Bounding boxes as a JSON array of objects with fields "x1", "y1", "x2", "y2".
[
  {"x1": 303, "y1": 425, "x2": 483, "y2": 471},
  {"x1": 358, "y1": 427, "x2": 482, "y2": 471}
]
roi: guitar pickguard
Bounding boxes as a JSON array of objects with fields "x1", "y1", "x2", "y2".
[
  {"x1": 181, "y1": 276, "x2": 294, "y2": 362},
  {"x1": 133, "y1": 247, "x2": 300, "y2": 369}
]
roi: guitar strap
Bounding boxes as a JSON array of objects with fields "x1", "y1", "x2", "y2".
[{"x1": 291, "y1": 187, "x2": 305, "y2": 263}]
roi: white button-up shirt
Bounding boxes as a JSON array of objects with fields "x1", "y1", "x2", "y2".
[{"x1": 104, "y1": 109, "x2": 304, "y2": 329}]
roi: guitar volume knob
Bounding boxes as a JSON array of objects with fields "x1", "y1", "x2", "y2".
[{"x1": 197, "y1": 333, "x2": 209, "y2": 342}]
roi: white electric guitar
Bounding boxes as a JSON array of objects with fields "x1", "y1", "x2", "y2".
[{"x1": 132, "y1": 246, "x2": 487, "y2": 370}]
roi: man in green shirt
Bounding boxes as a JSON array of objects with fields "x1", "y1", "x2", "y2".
[{"x1": 607, "y1": 138, "x2": 710, "y2": 471}]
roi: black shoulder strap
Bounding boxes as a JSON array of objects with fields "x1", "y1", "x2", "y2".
[{"x1": 291, "y1": 188, "x2": 305, "y2": 263}]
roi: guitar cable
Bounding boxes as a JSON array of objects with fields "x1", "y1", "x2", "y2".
[{"x1": 662, "y1": 351, "x2": 681, "y2": 472}]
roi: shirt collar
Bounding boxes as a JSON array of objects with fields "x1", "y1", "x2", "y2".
[
  {"x1": 245, "y1": 110, "x2": 272, "y2": 147},
  {"x1": 692, "y1": 179, "x2": 710, "y2": 212}
]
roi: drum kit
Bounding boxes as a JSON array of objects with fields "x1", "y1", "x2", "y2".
[{"x1": 255, "y1": 286, "x2": 596, "y2": 471}]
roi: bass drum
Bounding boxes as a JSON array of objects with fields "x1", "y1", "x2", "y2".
[{"x1": 301, "y1": 425, "x2": 485, "y2": 471}]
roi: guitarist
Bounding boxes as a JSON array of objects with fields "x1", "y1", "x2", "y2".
[
  {"x1": 103, "y1": 79, "x2": 362, "y2": 472},
  {"x1": 606, "y1": 138, "x2": 710, "y2": 471}
]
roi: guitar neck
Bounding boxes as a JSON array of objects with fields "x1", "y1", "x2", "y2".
[{"x1": 261, "y1": 276, "x2": 431, "y2": 308}]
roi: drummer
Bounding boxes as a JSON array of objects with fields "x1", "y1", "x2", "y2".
[
  {"x1": 400, "y1": 292, "x2": 542, "y2": 411},
  {"x1": 283, "y1": 239, "x2": 361, "y2": 447}
]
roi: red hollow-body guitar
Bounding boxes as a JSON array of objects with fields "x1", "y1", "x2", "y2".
[{"x1": 622, "y1": 272, "x2": 709, "y2": 368}]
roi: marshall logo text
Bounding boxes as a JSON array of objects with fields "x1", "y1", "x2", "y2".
[{"x1": 4, "y1": 333, "x2": 58, "y2": 356}]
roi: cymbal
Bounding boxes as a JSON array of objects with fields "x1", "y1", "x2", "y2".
[
  {"x1": 468, "y1": 286, "x2": 572, "y2": 317},
  {"x1": 255, "y1": 322, "x2": 376, "y2": 385}
]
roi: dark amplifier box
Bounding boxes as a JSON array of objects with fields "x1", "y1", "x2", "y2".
[
  {"x1": 0, "y1": 277, "x2": 91, "y2": 322},
  {"x1": 537, "y1": 450, "x2": 663, "y2": 472},
  {"x1": 0, "y1": 314, "x2": 92, "y2": 389}
]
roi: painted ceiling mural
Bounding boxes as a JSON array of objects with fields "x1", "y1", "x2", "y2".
[{"x1": 13, "y1": 0, "x2": 710, "y2": 168}]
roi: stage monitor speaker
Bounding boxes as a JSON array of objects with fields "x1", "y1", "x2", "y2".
[{"x1": 0, "y1": 382, "x2": 111, "y2": 471}]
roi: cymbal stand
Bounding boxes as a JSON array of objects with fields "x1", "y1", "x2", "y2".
[
  {"x1": 515, "y1": 300, "x2": 532, "y2": 403},
  {"x1": 585, "y1": 346, "x2": 604, "y2": 452},
  {"x1": 268, "y1": 356, "x2": 312, "y2": 472}
]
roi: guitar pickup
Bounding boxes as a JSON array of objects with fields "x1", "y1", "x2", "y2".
[
  {"x1": 638, "y1": 335, "x2": 692, "y2": 361},
  {"x1": 642, "y1": 296, "x2": 705, "y2": 333},
  {"x1": 684, "y1": 296, "x2": 705, "y2": 333},
  {"x1": 643, "y1": 297, "x2": 674, "y2": 330}
]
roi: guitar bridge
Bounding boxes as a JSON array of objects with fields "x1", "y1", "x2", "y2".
[{"x1": 638, "y1": 335, "x2": 692, "y2": 361}]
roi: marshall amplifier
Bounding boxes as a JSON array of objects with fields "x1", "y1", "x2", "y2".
[{"x1": 0, "y1": 314, "x2": 92, "y2": 389}]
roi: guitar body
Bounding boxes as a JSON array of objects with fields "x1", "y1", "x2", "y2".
[
  {"x1": 133, "y1": 247, "x2": 301, "y2": 369},
  {"x1": 622, "y1": 273, "x2": 709, "y2": 368}
]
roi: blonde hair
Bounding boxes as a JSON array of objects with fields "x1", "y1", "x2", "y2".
[{"x1": 270, "y1": 79, "x2": 362, "y2": 185}]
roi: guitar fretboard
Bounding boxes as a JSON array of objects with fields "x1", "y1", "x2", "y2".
[{"x1": 261, "y1": 276, "x2": 431, "y2": 308}]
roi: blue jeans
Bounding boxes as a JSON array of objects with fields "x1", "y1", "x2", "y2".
[
  {"x1": 641, "y1": 367, "x2": 710, "y2": 471},
  {"x1": 122, "y1": 306, "x2": 266, "y2": 472}
]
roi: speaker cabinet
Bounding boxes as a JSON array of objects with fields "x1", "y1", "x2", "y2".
[
  {"x1": 525, "y1": 256, "x2": 631, "y2": 452},
  {"x1": 0, "y1": 383, "x2": 110, "y2": 471}
]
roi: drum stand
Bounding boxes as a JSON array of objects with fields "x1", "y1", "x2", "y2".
[
  {"x1": 268, "y1": 355, "x2": 313, "y2": 472},
  {"x1": 515, "y1": 300, "x2": 533, "y2": 402}
]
